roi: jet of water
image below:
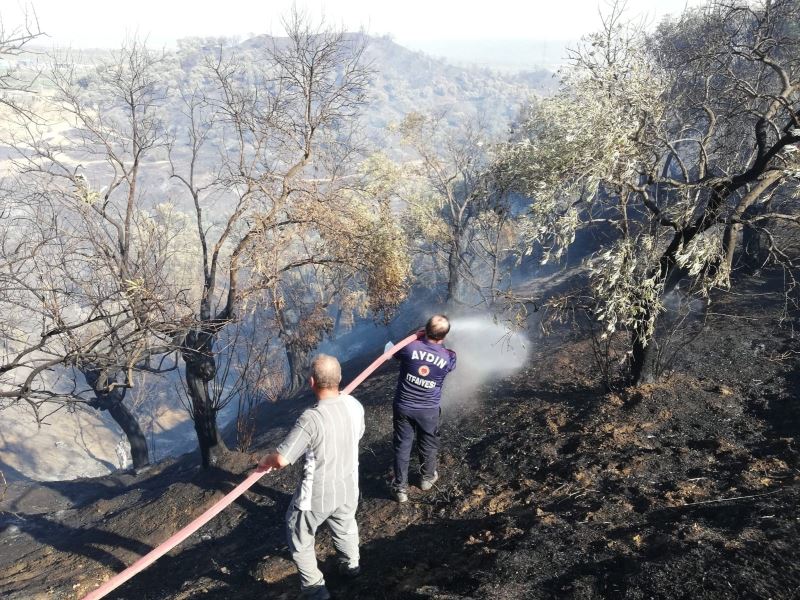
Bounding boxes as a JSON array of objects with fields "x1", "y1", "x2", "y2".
[{"x1": 441, "y1": 314, "x2": 530, "y2": 411}]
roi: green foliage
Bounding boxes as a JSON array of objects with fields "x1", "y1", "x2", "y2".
[
  {"x1": 497, "y1": 0, "x2": 800, "y2": 356},
  {"x1": 392, "y1": 110, "x2": 517, "y2": 305},
  {"x1": 498, "y1": 20, "x2": 665, "y2": 264},
  {"x1": 318, "y1": 157, "x2": 413, "y2": 318},
  {"x1": 592, "y1": 237, "x2": 663, "y2": 344}
]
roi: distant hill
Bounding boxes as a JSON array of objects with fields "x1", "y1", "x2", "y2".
[
  {"x1": 5, "y1": 34, "x2": 552, "y2": 147},
  {"x1": 405, "y1": 37, "x2": 573, "y2": 73},
  {"x1": 360, "y1": 34, "x2": 553, "y2": 133},
  {"x1": 236, "y1": 33, "x2": 550, "y2": 135}
]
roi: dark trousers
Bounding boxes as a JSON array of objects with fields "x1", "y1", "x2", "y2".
[{"x1": 392, "y1": 406, "x2": 440, "y2": 491}]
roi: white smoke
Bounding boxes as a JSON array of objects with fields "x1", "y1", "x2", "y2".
[{"x1": 441, "y1": 315, "x2": 530, "y2": 412}]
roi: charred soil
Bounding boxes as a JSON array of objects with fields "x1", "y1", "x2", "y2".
[{"x1": 1, "y1": 273, "x2": 799, "y2": 599}]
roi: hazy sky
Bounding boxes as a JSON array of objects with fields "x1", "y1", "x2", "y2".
[{"x1": 6, "y1": 0, "x2": 702, "y2": 49}]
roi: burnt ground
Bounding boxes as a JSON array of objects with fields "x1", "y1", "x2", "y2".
[{"x1": 1, "y1": 271, "x2": 799, "y2": 600}]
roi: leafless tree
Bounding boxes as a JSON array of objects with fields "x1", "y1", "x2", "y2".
[
  {"x1": 0, "y1": 6, "x2": 43, "y2": 118},
  {"x1": 168, "y1": 11, "x2": 408, "y2": 466},
  {"x1": 0, "y1": 40, "x2": 181, "y2": 468},
  {"x1": 198, "y1": 312, "x2": 284, "y2": 453}
]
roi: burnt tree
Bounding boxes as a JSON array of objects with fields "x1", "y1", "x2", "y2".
[
  {"x1": 501, "y1": 0, "x2": 800, "y2": 385},
  {"x1": 168, "y1": 12, "x2": 373, "y2": 466}
]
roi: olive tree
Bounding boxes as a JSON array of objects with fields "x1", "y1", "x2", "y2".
[
  {"x1": 269, "y1": 167, "x2": 411, "y2": 395},
  {"x1": 499, "y1": 0, "x2": 800, "y2": 384},
  {"x1": 396, "y1": 112, "x2": 516, "y2": 307}
]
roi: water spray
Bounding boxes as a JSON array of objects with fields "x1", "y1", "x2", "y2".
[{"x1": 442, "y1": 315, "x2": 530, "y2": 409}]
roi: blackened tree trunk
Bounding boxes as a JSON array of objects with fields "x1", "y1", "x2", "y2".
[
  {"x1": 631, "y1": 171, "x2": 786, "y2": 386},
  {"x1": 106, "y1": 399, "x2": 150, "y2": 469},
  {"x1": 630, "y1": 332, "x2": 658, "y2": 386},
  {"x1": 740, "y1": 201, "x2": 772, "y2": 272},
  {"x1": 182, "y1": 328, "x2": 227, "y2": 467},
  {"x1": 84, "y1": 368, "x2": 149, "y2": 469},
  {"x1": 285, "y1": 341, "x2": 311, "y2": 397},
  {"x1": 446, "y1": 231, "x2": 466, "y2": 307},
  {"x1": 630, "y1": 255, "x2": 688, "y2": 386}
]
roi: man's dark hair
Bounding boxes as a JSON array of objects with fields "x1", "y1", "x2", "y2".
[{"x1": 425, "y1": 314, "x2": 450, "y2": 341}]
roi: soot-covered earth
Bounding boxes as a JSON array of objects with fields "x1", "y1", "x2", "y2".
[{"x1": 1, "y1": 271, "x2": 799, "y2": 599}]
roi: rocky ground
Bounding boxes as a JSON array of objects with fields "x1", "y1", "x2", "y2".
[{"x1": 1, "y1": 271, "x2": 799, "y2": 599}]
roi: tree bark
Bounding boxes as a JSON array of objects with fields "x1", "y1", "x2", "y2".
[
  {"x1": 84, "y1": 368, "x2": 149, "y2": 470},
  {"x1": 630, "y1": 332, "x2": 658, "y2": 386},
  {"x1": 446, "y1": 232, "x2": 466, "y2": 307},
  {"x1": 182, "y1": 328, "x2": 227, "y2": 468},
  {"x1": 724, "y1": 174, "x2": 781, "y2": 273},
  {"x1": 285, "y1": 341, "x2": 310, "y2": 397},
  {"x1": 106, "y1": 399, "x2": 150, "y2": 469},
  {"x1": 631, "y1": 170, "x2": 784, "y2": 387}
]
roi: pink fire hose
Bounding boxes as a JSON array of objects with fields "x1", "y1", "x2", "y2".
[{"x1": 81, "y1": 332, "x2": 421, "y2": 600}]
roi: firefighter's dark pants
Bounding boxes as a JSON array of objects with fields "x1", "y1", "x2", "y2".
[{"x1": 392, "y1": 406, "x2": 440, "y2": 491}]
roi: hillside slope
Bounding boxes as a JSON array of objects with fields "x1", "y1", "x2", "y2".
[
  {"x1": 0, "y1": 32, "x2": 544, "y2": 483},
  {"x1": 1, "y1": 272, "x2": 799, "y2": 599}
]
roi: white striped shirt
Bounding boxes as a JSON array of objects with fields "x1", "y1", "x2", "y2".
[{"x1": 277, "y1": 394, "x2": 365, "y2": 512}]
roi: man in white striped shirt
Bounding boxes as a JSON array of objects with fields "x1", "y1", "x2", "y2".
[{"x1": 258, "y1": 354, "x2": 365, "y2": 600}]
